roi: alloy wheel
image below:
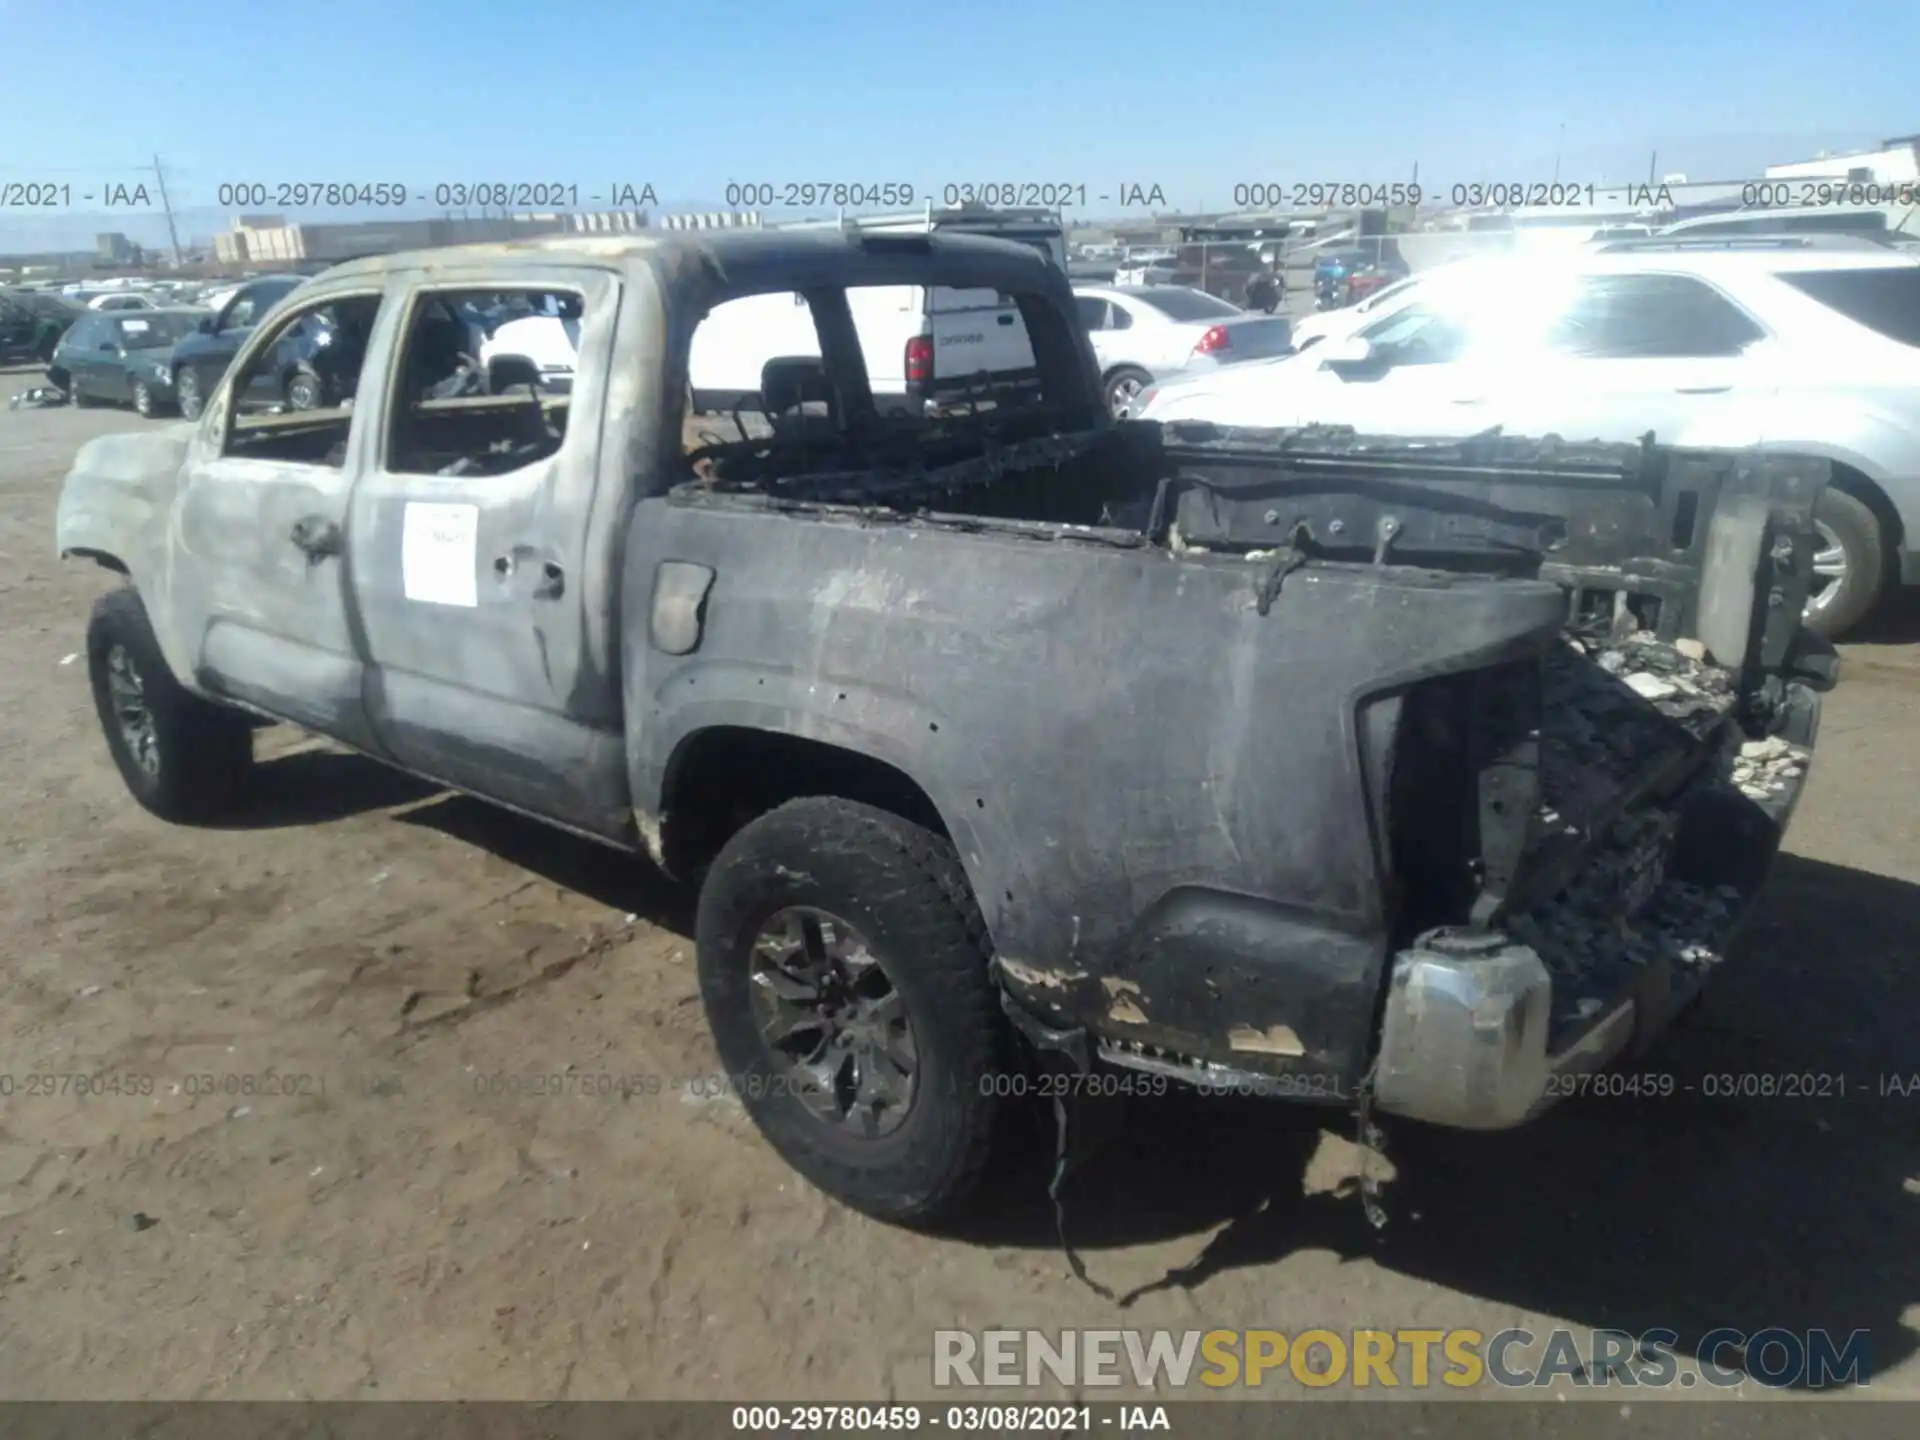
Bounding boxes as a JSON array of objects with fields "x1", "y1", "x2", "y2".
[
  {"x1": 746, "y1": 906, "x2": 918, "y2": 1137},
  {"x1": 105, "y1": 644, "x2": 160, "y2": 776},
  {"x1": 1805, "y1": 519, "x2": 1849, "y2": 617}
]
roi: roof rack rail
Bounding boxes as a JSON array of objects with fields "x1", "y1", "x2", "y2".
[{"x1": 1597, "y1": 233, "x2": 1893, "y2": 253}]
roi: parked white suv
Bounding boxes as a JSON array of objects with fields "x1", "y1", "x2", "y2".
[
  {"x1": 1137, "y1": 236, "x2": 1920, "y2": 635},
  {"x1": 1073, "y1": 284, "x2": 1293, "y2": 416}
]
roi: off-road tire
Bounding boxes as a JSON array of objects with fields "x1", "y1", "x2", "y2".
[
  {"x1": 695, "y1": 797, "x2": 1009, "y2": 1224},
  {"x1": 86, "y1": 588, "x2": 253, "y2": 822},
  {"x1": 131, "y1": 378, "x2": 159, "y2": 417},
  {"x1": 1803, "y1": 488, "x2": 1886, "y2": 640}
]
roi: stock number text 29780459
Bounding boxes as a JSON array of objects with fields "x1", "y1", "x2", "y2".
[
  {"x1": 217, "y1": 182, "x2": 411, "y2": 209},
  {"x1": 725, "y1": 182, "x2": 918, "y2": 209},
  {"x1": 1233, "y1": 182, "x2": 1422, "y2": 209}
]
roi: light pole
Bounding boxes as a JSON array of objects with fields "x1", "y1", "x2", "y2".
[{"x1": 1553, "y1": 125, "x2": 1566, "y2": 185}]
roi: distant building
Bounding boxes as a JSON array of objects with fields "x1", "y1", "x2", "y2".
[
  {"x1": 654, "y1": 212, "x2": 759, "y2": 231},
  {"x1": 95, "y1": 232, "x2": 139, "y2": 264},
  {"x1": 1766, "y1": 136, "x2": 1920, "y2": 185},
  {"x1": 205, "y1": 210, "x2": 651, "y2": 266}
]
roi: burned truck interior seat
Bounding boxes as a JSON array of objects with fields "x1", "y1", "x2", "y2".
[{"x1": 390, "y1": 288, "x2": 576, "y2": 478}]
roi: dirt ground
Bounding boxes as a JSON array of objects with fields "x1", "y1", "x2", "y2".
[{"x1": 1, "y1": 366, "x2": 1918, "y2": 1403}]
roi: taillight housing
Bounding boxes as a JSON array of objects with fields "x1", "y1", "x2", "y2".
[
  {"x1": 904, "y1": 334, "x2": 933, "y2": 385},
  {"x1": 1193, "y1": 325, "x2": 1231, "y2": 356}
]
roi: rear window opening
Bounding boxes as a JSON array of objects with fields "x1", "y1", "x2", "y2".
[
  {"x1": 1780, "y1": 266, "x2": 1920, "y2": 347},
  {"x1": 682, "y1": 280, "x2": 1087, "y2": 480}
]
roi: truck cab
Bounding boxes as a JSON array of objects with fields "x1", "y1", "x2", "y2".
[{"x1": 691, "y1": 205, "x2": 1066, "y2": 415}]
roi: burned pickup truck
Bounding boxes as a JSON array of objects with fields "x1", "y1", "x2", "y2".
[{"x1": 55, "y1": 227, "x2": 1831, "y2": 1223}]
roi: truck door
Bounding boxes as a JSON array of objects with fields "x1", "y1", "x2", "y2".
[
  {"x1": 343, "y1": 270, "x2": 630, "y2": 839},
  {"x1": 172, "y1": 284, "x2": 392, "y2": 749}
]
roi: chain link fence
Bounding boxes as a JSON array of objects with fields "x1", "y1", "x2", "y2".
[{"x1": 1072, "y1": 227, "x2": 1649, "y2": 316}]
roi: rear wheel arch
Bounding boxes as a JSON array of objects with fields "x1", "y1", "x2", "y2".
[
  {"x1": 1826, "y1": 461, "x2": 1905, "y2": 559},
  {"x1": 654, "y1": 725, "x2": 958, "y2": 883}
]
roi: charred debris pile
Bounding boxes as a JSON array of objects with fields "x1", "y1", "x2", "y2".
[
  {"x1": 1517, "y1": 622, "x2": 1800, "y2": 1019},
  {"x1": 682, "y1": 410, "x2": 1154, "y2": 530},
  {"x1": 679, "y1": 419, "x2": 1688, "y2": 568}
]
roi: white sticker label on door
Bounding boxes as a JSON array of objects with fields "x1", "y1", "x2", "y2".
[{"x1": 401, "y1": 501, "x2": 479, "y2": 607}]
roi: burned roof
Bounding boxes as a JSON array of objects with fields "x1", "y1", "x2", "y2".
[{"x1": 312, "y1": 227, "x2": 1064, "y2": 296}]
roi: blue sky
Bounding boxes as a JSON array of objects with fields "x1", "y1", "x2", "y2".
[{"x1": 2, "y1": 0, "x2": 1916, "y2": 247}]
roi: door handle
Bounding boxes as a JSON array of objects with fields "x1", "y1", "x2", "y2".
[
  {"x1": 1450, "y1": 396, "x2": 1487, "y2": 405},
  {"x1": 289, "y1": 515, "x2": 342, "y2": 561},
  {"x1": 1674, "y1": 385, "x2": 1731, "y2": 394}
]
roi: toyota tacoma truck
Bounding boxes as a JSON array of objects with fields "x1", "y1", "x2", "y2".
[{"x1": 54, "y1": 228, "x2": 1834, "y2": 1223}]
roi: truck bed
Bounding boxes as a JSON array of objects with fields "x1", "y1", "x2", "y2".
[{"x1": 666, "y1": 416, "x2": 1831, "y2": 1113}]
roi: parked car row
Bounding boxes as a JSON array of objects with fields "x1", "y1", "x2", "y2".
[
  {"x1": 0, "y1": 286, "x2": 85, "y2": 364},
  {"x1": 1312, "y1": 248, "x2": 1412, "y2": 310},
  {"x1": 37, "y1": 268, "x2": 592, "y2": 424},
  {"x1": 1134, "y1": 233, "x2": 1920, "y2": 637},
  {"x1": 52, "y1": 308, "x2": 207, "y2": 417},
  {"x1": 1073, "y1": 284, "x2": 1294, "y2": 415}
]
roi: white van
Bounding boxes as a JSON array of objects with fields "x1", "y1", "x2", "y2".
[{"x1": 688, "y1": 205, "x2": 1067, "y2": 415}]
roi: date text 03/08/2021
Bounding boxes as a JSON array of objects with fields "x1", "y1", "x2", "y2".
[{"x1": 1545, "y1": 1071, "x2": 1920, "y2": 1099}]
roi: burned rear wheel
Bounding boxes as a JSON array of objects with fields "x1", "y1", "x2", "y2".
[
  {"x1": 695, "y1": 797, "x2": 1009, "y2": 1223},
  {"x1": 747, "y1": 906, "x2": 919, "y2": 1137}
]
